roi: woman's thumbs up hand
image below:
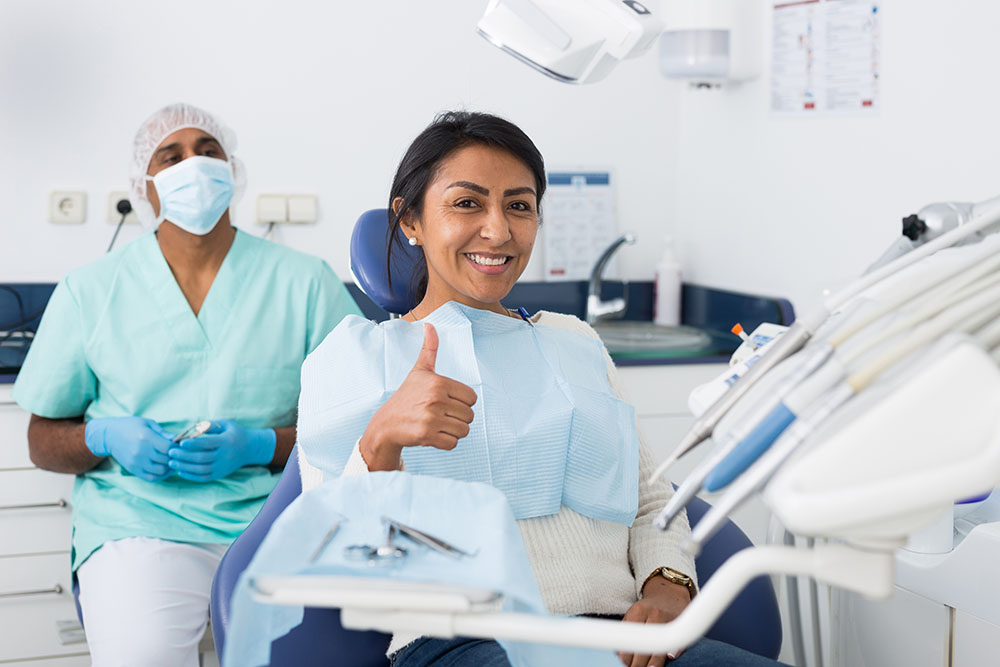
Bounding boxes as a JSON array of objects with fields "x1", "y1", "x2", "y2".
[{"x1": 360, "y1": 324, "x2": 478, "y2": 471}]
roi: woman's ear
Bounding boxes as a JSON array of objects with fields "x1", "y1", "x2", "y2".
[{"x1": 393, "y1": 196, "x2": 419, "y2": 239}]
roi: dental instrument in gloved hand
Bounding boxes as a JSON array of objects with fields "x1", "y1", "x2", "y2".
[
  {"x1": 167, "y1": 419, "x2": 276, "y2": 482},
  {"x1": 84, "y1": 416, "x2": 176, "y2": 482},
  {"x1": 172, "y1": 420, "x2": 212, "y2": 443}
]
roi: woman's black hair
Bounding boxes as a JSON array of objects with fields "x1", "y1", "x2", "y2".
[{"x1": 386, "y1": 110, "x2": 546, "y2": 304}]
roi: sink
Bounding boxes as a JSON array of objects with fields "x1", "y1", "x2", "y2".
[{"x1": 592, "y1": 321, "x2": 712, "y2": 357}]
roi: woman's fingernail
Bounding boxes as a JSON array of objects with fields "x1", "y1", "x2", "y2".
[{"x1": 667, "y1": 651, "x2": 678, "y2": 660}]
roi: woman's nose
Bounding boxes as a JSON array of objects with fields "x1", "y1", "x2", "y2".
[{"x1": 480, "y1": 205, "x2": 512, "y2": 243}]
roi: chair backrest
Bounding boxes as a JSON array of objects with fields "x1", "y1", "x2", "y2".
[{"x1": 350, "y1": 208, "x2": 422, "y2": 315}]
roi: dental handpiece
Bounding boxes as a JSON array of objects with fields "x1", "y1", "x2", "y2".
[
  {"x1": 658, "y1": 202, "x2": 1000, "y2": 479},
  {"x1": 653, "y1": 344, "x2": 834, "y2": 531},
  {"x1": 686, "y1": 275, "x2": 1000, "y2": 552},
  {"x1": 683, "y1": 384, "x2": 855, "y2": 556}
]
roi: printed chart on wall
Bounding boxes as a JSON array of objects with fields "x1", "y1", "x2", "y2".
[
  {"x1": 772, "y1": 0, "x2": 881, "y2": 115},
  {"x1": 542, "y1": 171, "x2": 618, "y2": 282}
]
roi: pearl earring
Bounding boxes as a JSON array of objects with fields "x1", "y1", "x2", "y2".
[{"x1": 408, "y1": 237, "x2": 417, "y2": 246}]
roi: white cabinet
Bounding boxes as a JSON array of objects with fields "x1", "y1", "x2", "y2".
[
  {"x1": 0, "y1": 385, "x2": 88, "y2": 664},
  {"x1": 954, "y1": 610, "x2": 1000, "y2": 667},
  {"x1": 616, "y1": 362, "x2": 773, "y2": 546}
]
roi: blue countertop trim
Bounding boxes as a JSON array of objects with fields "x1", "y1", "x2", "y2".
[{"x1": 2, "y1": 281, "x2": 794, "y2": 382}]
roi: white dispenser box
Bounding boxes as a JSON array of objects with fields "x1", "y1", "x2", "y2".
[{"x1": 658, "y1": 0, "x2": 763, "y2": 85}]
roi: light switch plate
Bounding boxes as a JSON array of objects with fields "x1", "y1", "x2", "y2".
[
  {"x1": 257, "y1": 194, "x2": 288, "y2": 224},
  {"x1": 287, "y1": 195, "x2": 318, "y2": 224},
  {"x1": 49, "y1": 191, "x2": 87, "y2": 223}
]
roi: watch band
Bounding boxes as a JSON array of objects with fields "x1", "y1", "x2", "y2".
[{"x1": 642, "y1": 566, "x2": 697, "y2": 600}]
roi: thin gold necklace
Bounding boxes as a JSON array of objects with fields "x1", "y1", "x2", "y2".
[{"x1": 405, "y1": 306, "x2": 516, "y2": 322}]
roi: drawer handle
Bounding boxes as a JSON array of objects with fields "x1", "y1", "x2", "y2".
[
  {"x1": 0, "y1": 584, "x2": 64, "y2": 598},
  {"x1": 0, "y1": 498, "x2": 68, "y2": 511}
]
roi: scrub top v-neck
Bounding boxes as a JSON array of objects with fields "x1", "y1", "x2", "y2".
[{"x1": 13, "y1": 230, "x2": 363, "y2": 570}]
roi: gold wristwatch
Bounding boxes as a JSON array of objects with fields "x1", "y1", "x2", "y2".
[{"x1": 642, "y1": 566, "x2": 697, "y2": 600}]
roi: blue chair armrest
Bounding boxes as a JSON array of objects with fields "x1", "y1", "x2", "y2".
[{"x1": 686, "y1": 494, "x2": 783, "y2": 660}]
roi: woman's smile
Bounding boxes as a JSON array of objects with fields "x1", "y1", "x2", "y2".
[{"x1": 464, "y1": 252, "x2": 514, "y2": 274}]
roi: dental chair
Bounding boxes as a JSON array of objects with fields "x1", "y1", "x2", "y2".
[{"x1": 209, "y1": 209, "x2": 782, "y2": 664}]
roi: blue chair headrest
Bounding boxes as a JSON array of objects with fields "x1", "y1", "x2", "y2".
[{"x1": 350, "y1": 208, "x2": 423, "y2": 315}]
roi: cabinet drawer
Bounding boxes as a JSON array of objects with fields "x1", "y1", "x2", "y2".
[
  {"x1": 0, "y1": 469, "x2": 74, "y2": 556},
  {"x1": 0, "y1": 553, "x2": 85, "y2": 662},
  {"x1": 0, "y1": 402, "x2": 31, "y2": 469}
]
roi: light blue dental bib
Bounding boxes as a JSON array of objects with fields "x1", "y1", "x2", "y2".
[{"x1": 298, "y1": 302, "x2": 639, "y2": 526}]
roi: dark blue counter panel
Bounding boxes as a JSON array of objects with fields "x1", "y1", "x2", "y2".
[
  {"x1": 3, "y1": 281, "x2": 794, "y2": 381},
  {"x1": 0, "y1": 283, "x2": 57, "y2": 383}
]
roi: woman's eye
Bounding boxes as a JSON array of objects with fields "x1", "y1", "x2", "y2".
[
  {"x1": 510, "y1": 201, "x2": 533, "y2": 212},
  {"x1": 455, "y1": 199, "x2": 478, "y2": 209}
]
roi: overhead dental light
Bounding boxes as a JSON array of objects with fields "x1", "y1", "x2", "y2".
[
  {"x1": 477, "y1": 0, "x2": 762, "y2": 85},
  {"x1": 476, "y1": 0, "x2": 664, "y2": 84}
]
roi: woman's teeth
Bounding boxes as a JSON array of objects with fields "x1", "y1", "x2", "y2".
[{"x1": 467, "y1": 254, "x2": 509, "y2": 266}]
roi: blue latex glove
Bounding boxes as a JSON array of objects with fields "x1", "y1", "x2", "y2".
[
  {"x1": 84, "y1": 417, "x2": 175, "y2": 482},
  {"x1": 167, "y1": 419, "x2": 276, "y2": 482}
]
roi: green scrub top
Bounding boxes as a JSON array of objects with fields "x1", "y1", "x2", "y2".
[{"x1": 12, "y1": 230, "x2": 363, "y2": 570}]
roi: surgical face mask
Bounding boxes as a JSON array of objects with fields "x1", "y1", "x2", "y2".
[{"x1": 147, "y1": 155, "x2": 235, "y2": 235}]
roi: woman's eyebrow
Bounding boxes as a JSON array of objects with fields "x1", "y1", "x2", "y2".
[
  {"x1": 504, "y1": 186, "x2": 536, "y2": 197},
  {"x1": 445, "y1": 181, "x2": 489, "y2": 195}
]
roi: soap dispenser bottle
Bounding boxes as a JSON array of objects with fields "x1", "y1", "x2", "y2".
[{"x1": 654, "y1": 237, "x2": 682, "y2": 327}]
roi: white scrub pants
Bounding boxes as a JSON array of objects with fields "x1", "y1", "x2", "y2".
[{"x1": 77, "y1": 537, "x2": 228, "y2": 667}]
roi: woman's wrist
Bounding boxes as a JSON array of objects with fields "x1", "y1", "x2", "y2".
[
  {"x1": 359, "y1": 432, "x2": 402, "y2": 472},
  {"x1": 641, "y1": 576, "x2": 692, "y2": 603}
]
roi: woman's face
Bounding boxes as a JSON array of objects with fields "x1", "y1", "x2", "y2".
[{"x1": 401, "y1": 143, "x2": 539, "y2": 314}]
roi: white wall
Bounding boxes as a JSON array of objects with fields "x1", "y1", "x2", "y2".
[
  {"x1": 0, "y1": 0, "x2": 681, "y2": 285},
  {"x1": 669, "y1": 0, "x2": 1000, "y2": 313}
]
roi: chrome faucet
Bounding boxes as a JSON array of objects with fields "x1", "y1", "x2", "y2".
[{"x1": 586, "y1": 233, "x2": 636, "y2": 324}]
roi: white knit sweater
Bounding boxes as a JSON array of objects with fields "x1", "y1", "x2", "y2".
[{"x1": 298, "y1": 311, "x2": 697, "y2": 656}]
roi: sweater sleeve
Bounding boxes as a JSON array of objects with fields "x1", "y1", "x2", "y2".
[
  {"x1": 599, "y1": 334, "x2": 699, "y2": 597},
  {"x1": 538, "y1": 312, "x2": 699, "y2": 596},
  {"x1": 300, "y1": 438, "x2": 406, "y2": 492}
]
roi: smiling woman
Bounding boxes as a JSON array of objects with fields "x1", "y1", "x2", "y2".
[{"x1": 384, "y1": 111, "x2": 546, "y2": 319}]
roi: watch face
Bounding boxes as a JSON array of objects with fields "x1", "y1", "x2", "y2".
[{"x1": 664, "y1": 567, "x2": 690, "y2": 584}]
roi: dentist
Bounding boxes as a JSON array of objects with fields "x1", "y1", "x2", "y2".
[{"x1": 12, "y1": 103, "x2": 362, "y2": 666}]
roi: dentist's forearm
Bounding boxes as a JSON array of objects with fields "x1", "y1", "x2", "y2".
[
  {"x1": 27, "y1": 414, "x2": 103, "y2": 474},
  {"x1": 268, "y1": 426, "x2": 297, "y2": 469}
]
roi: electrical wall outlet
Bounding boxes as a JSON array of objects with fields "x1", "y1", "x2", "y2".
[
  {"x1": 107, "y1": 191, "x2": 139, "y2": 224},
  {"x1": 49, "y1": 191, "x2": 87, "y2": 223}
]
